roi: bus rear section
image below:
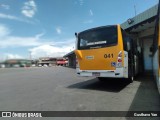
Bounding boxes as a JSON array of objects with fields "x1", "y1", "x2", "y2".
[{"x1": 74, "y1": 25, "x2": 131, "y2": 80}]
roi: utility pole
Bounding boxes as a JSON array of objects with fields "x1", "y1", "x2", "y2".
[{"x1": 29, "y1": 51, "x2": 32, "y2": 60}]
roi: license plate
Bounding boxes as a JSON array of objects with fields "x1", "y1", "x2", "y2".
[{"x1": 92, "y1": 72, "x2": 100, "y2": 77}]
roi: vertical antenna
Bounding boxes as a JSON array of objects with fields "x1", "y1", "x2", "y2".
[{"x1": 133, "y1": 0, "x2": 137, "y2": 16}]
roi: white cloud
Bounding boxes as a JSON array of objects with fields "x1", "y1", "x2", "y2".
[
  {"x1": 5, "y1": 53, "x2": 23, "y2": 59},
  {"x1": 0, "y1": 24, "x2": 75, "y2": 59},
  {"x1": 0, "y1": 24, "x2": 51, "y2": 48},
  {"x1": 35, "y1": 32, "x2": 45, "y2": 39},
  {"x1": 79, "y1": 0, "x2": 84, "y2": 6},
  {"x1": 22, "y1": 0, "x2": 37, "y2": 18},
  {"x1": 0, "y1": 53, "x2": 24, "y2": 61},
  {"x1": 89, "y1": 9, "x2": 93, "y2": 16},
  {"x1": 0, "y1": 24, "x2": 10, "y2": 37},
  {"x1": 0, "y1": 4, "x2": 10, "y2": 10},
  {"x1": 0, "y1": 13, "x2": 34, "y2": 24},
  {"x1": 29, "y1": 40, "x2": 75, "y2": 58},
  {"x1": 0, "y1": 36, "x2": 51, "y2": 48},
  {"x1": 83, "y1": 20, "x2": 93, "y2": 24},
  {"x1": 0, "y1": 13, "x2": 22, "y2": 21},
  {"x1": 56, "y1": 27, "x2": 62, "y2": 34}
]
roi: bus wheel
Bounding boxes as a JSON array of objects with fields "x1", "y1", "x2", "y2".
[
  {"x1": 129, "y1": 76, "x2": 134, "y2": 83},
  {"x1": 98, "y1": 77, "x2": 105, "y2": 81}
]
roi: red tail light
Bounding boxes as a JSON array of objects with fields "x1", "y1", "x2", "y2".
[
  {"x1": 116, "y1": 51, "x2": 122, "y2": 68},
  {"x1": 118, "y1": 59, "x2": 122, "y2": 62}
]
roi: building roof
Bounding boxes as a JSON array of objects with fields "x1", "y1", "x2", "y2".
[
  {"x1": 63, "y1": 51, "x2": 75, "y2": 57},
  {"x1": 121, "y1": 4, "x2": 158, "y2": 31}
]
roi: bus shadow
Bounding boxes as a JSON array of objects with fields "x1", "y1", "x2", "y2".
[
  {"x1": 126, "y1": 75, "x2": 160, "y2": 120},
  {"x1": 67, "y1": 78, "x2": 130, "y2": 92}
]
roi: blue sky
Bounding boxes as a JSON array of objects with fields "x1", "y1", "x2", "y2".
[{"x1": 0, "y1": 0, "x2": 158, "y2": 60}]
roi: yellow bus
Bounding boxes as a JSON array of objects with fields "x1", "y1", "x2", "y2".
[
  {"x1": 74, "y1": 25, "x2": 140, "y2": 82},
  {"x1": 153, "y1": 1, "x2": 160, "y2": 93}
]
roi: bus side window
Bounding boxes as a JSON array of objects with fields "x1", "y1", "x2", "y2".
[
  {"x1": 121, "y1": 28, "x2": 130, "y2": 51},
  {"x1": 80, "y1": 39, "x2": 87, "y2": 47}
]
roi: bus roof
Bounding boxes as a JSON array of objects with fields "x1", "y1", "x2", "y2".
[{"x1": 77, "y1": 25, "x2": 119, "y2": 36}]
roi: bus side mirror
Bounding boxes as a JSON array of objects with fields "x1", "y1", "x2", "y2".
[{"x1": 75, "y1": 32, "x2": 77, "y2": 37}]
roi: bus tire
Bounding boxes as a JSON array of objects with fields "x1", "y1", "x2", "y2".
[
  {"x1": 129, "y1": 76, "x2": 134, "y2": 83},
  {"x1": 98, "y1": 77, "x2": 105, "y2": 81},
  {"x1": 128, "y1": 59, "x2": 135, "y2": 83}
]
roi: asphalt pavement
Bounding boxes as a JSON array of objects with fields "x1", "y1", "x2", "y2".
[{"x1": 0, "y1": 67, "x2": 159, "y2": 120}]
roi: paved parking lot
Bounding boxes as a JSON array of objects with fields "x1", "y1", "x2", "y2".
[{"x1": 0, "y1": 67, "x2": 159, "y2": 120}]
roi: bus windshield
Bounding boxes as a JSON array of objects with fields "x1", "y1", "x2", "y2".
[{"x1": 78, "y1": 25, "x2": 118, "y2": 50}]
